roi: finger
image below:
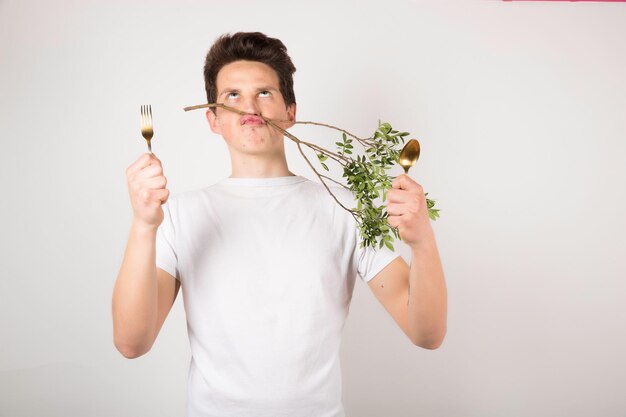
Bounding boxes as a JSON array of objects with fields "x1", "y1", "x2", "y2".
[
  {"x1": 153, "y1": 188, "x2": 170, "y2": 204},
  {"x1": 144, "y1": 153, "x2": 162, "y2": 169},
  {"x1": 139, "y1": 188, "x2": 167, "y2": 206},
  {"x1": 387, "y1": 214, "x2": 400, "y2": 228},
  {"x1": 387, "y1": 188, "x2": 417, "y2": 204},
  {"x1": 134, "y1": 163, "x2": 163, "y2": 181},
  {"x1": 126, "y1": 153, "x2": 156, "y2": 177},
  {"x1": 385, "y1": 202, "x2": 405, "y2": 216},
  {"x1": 142, "y1": 176, "x2": 167, "y2": 190},
  {"x1": 392, "y1": 174, "x2": 422, "y2": 193}
]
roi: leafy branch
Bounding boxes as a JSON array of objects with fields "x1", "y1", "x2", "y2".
[{"x1": 183, "y1": 102, "x2": 440, "y2": 250}]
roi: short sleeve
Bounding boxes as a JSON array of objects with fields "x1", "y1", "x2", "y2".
[
  {"x1": 155, "y1": 202, "x2": 180, "y2": 280},
  {"x1": 356, "y1": 230, "x2": 401, "y2": 283},
  {"x1": 330, "y1": 185, "x2": 400, "y2": 283}
]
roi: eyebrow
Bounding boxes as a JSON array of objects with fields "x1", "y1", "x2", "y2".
[
  {"x1": 217, "y1": 88, "x2": 239, "y2": 99},
  {"x1": 256, "y1": 86, "x2": 278, "y2": 92}
]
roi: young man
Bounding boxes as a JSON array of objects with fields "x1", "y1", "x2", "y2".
[{"x1": 113, "y1": 32, "x2": 447, "y2": 417}]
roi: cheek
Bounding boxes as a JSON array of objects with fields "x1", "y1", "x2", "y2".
[
  {"x1": 220, "y1": 124, "x2": 239, "y2": 142},
  {"x1": 216, "y1": 113, "x2": 239, "y2": 130},
  {"x1": 261, "y1": 102, "x2": 287, "y2": 117}
]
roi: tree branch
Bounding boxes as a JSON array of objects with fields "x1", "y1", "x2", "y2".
[
  {"x1": 183, "y1": 103, "x2": 374, "y2": 149},
  {"x1": 180, "y1": 101, "x2": 438, "y2": 251}
]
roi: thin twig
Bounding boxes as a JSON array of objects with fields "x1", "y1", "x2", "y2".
[
  {"x1": 280, "y1": 119, "x2": 378, "y2": 147},
  {"x1": 185, "y1": 103, "x2": 352, "y2": 163},
  {"x1": 183, "y1": 102, "x2": 247, "y2": 115},
  {"x1": 293, "y1": 120, "x2": 369, "y2": 142},
  {"x1": 294, "y1": 141, "x2": 357, "y2": 220},
  {"x1": 299, "y1": 141, "x2": 350, "y2": 164},
  {"x1": 183, "y1": 103, "x2": 375, "y2": 147},
  {"x1": 184, "y1": 102, "x2": 355, "y2": 170},
  {"x1": 319, "y1": 174, "x2": 350, "y2": 190},
  {"x1": 263, "y1": 119, "x2": 352, "y2": 166}
]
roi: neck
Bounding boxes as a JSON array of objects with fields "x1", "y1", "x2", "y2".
[{"x1": 228, "y1": 151, "x2": 293, "y2": 178}]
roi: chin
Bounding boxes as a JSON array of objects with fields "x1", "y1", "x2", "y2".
[
  {"x1": 236, "y1": 141, "x2": 273, "y2": 154},
  {"x1": 241, "y1": 136, "x2": 268, "y2": 148}
]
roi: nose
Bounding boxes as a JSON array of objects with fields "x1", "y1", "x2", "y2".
[{"x1": 241, "y1": 95, "x2": 261, "y2": 116}]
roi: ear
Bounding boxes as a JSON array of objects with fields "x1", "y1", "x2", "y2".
[
  {"x1": 284, "y1": 103, "x2": 297, "y2": 129},
  {"x1": 206, "y1": 109, "x2": 221, "y2": 135}
]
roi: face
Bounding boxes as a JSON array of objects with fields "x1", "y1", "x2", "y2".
[{"x1": 206, "y1": 60, "x2": 296, "y2": 156}]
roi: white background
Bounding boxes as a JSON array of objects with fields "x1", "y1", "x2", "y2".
[{"x1": 1, "y1": 1, "x2": 625, "y2": 416}]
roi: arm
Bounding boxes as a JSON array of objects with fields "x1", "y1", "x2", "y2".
[
  {"x1": 112, "y1": 153, "x2": 177, "y2": 359},
  {"x1": 367, "y1": 175, "x2": 447, "y2": 349}
]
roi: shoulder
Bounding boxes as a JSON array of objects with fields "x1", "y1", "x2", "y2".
[{"x1": 296, "y1": 177, "x2": 357, "y2": 208}]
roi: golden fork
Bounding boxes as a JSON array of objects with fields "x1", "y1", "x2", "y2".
[{"x1": 140, "y1": 105, "x2": 154, "y2": 153}]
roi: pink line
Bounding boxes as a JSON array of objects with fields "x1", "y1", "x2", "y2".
[{"x1": 503, "y1": 0, "x2": 626, "y2": 2}]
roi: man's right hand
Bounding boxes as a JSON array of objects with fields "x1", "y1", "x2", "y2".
[
  {"x1": 126, "y1": 153, "x2": 170, "y2": 228},
  {"x1": 115, "y1": 154, "x2": 176, "y2": 359}
]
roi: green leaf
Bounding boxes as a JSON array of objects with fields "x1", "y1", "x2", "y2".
[{"x1": 428, "y1": 208, "x2": 440, "y2": 220}]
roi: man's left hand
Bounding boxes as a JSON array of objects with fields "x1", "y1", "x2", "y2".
[{"x1": 386, "y1": 174, "x2": 434, "y2": 248}]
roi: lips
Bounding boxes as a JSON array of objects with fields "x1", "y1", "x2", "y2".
[{"x1": 240, "y1": 115, "x2": 265, "y2": 126}]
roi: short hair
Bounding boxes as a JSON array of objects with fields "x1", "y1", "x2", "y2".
[{"x1": 203, "y1": 32, "x2": 297, "y2": 111}]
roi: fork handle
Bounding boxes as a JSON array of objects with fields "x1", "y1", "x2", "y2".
[{"x1": 147, "y1": 140, "x2": 152, "y2": 153}]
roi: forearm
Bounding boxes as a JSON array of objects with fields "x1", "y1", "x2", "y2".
[
  {"x1": 112, "y1": 221, "x2": 159, "y2": 358},
  {"x1": 407, "y1": 232, "x2": 447, "y2": 349}
]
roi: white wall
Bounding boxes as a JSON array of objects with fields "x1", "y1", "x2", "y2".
[{"x1": 1, "y1": 1, "x2": 625, "y2": 416}]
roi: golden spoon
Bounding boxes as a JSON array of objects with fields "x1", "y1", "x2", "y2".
[{"x1": 399, "y1": 139, "x2": 421, "y2": 173}]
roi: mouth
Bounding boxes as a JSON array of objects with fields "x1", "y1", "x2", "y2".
[{"x1": 240, "y1": 115, "x2": 265, "y2": 126}]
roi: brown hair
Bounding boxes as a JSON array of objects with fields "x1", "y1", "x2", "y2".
[{"x1": 203, "y1": 32, "x2": 296, "y2": 111}]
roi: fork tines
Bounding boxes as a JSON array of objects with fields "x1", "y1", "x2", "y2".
[{"x1": 140, "y1": 104, "x2": 154, "y2": 153}]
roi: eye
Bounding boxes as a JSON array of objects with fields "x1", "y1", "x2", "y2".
[
  {"x1": 226, "y1": 91, "x2": 239, "y2": 100},
  {"x1": 259, "y1": 90, "x2": 271, "y2": 98}
]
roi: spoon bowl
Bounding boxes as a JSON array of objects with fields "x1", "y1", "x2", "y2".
[{"x1": 399, "y1": 139, "x2": 421, "y2": 173}]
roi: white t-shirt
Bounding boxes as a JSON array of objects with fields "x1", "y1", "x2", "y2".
[{"x1": 156, "y1": 175, "x2": 399, "y2": 417}]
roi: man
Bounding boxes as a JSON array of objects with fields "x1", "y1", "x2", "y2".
[{"x1": 112, "y1": 32, "x2": 447, "y2": 417}]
